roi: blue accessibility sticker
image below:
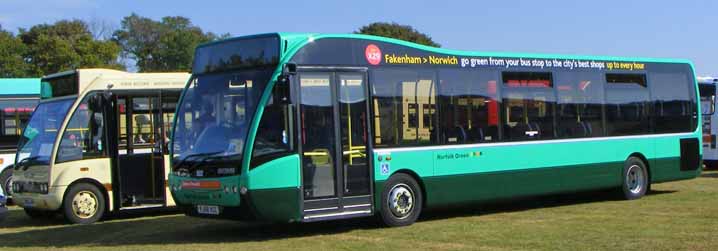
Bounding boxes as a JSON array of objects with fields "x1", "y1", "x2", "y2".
[{"x1": 380, "y1": 163, "x2": 390, "y2": 175}]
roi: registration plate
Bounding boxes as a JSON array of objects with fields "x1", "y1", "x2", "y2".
[
  {"x1": 23, "y1": 198, "x2": 34, "y2": 207},
  {"x1": 197, "y1": 205, "x2": 220, "y2": 215}
]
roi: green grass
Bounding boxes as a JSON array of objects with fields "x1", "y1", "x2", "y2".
[{"x1": 2, "y1": 171, "x2": 717, "y2": 251}]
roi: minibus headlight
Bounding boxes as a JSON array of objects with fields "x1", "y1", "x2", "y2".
[
  {"x1": 232, "y1": 186, "x2": 238, "y2": 193},
  {"x1": 224, "y1": 186, "x2": 230, "y2": 194}
]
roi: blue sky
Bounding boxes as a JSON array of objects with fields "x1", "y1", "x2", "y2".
[{"x1": 1, "y1": 0, "x2": 715, "y2": 76}]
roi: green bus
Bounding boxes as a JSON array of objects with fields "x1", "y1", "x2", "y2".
[{"x1": 168, "y1": 33, "x2": 702, "y2": 226}]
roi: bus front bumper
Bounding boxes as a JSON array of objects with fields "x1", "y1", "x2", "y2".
[{"x1": 13, "y1": 186, "x2": 65, "y2": 211}]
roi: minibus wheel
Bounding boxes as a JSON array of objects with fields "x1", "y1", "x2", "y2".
[
  {"x1": 621, "y1": 157, "x2": 649, "y2": 200},
  {"x1": 0, "y1": 168, "x2": 12, "y2": 198},
  {"x1": 63, "y1": 183, "x2": 105, "y2": 224},
  {"x1": 379, "y1": 173, "x2": 423, "y2": 227}
]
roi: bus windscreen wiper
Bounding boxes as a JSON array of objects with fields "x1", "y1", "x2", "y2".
[
  {"x1": 15, "y1": 156, "x2": 41, "y2": 171},
  {"x1": 187, "y1": 153, "x2": 241, "y2": 173},
  {"x1": 174, "y1": 151, "x2": 223, "y2": 172}
]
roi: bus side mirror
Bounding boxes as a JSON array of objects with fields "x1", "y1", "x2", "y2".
[
  {"x1": 273, "y1": 80, "x2": 291, "y2": 105},
  {"x1": 275, "y1": 62, "x2": 296, "y2": 105},
  {"x1": 282, "y1": 62, "x2": 297, "y2": 76}
]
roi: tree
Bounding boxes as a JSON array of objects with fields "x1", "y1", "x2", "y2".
[
  {"x1": 356, "y1": 22, "x2": 440, "y2": 47},
  {"x1": 0, "y1": 25, "x2": 32, "y2": 77},
  {"x1": 19, "y1": 20, "x2": 123, "y2": 76},
  {"x1": 113, "y1": 14, "x2": 225, "y2": 72}
]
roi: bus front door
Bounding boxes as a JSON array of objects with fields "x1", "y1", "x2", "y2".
[
  {"x1": 113, "y1": 94, "x2": 166, "y2": 209},
  {"x1": 298, "y1": 70, "x2": 373, "y2": 219}
]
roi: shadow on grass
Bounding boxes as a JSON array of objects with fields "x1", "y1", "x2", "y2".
[
  {"x1": 0, "y1": 207, "x2": 180, "y2": 230},
  {"x1": 701, "y1": 172, "x2": 718, "y2": 178},
  {"x1": 419, "y1": 189, "x2": 676, "y2": 222},
  {"x1": 0, "y1": 189, "x2": 677, "y2": 248},
  {"x1": 0, "y1": 207, "x2": 67, "y2": 229},
  {"x1": 0, "y1": 213, "x2": 376, "y2": 248}
]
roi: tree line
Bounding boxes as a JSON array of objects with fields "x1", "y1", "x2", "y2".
[{"x1": 0, "y1": 14, "x2": 439, "y2": 78}]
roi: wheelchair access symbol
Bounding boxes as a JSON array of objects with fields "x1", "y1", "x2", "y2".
[{"x1": 380, "y1": 163, "x2": 390, "y2": 175}]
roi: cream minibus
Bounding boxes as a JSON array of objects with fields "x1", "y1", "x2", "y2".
[{"x1": 12, "y1": 69, "x2": 189, "y2": 224}]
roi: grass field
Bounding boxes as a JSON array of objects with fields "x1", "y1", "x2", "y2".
[{"x1": 1, "y1": 171, "x2": 717, "y2": 251}]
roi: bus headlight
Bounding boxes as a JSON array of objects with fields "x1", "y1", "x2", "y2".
[
  {"x1": 224, "y1": 186, "x2": 230, "y2": 194},
  {"x1": 232, "y1": 186, "x2": 238, "y2": 193}
]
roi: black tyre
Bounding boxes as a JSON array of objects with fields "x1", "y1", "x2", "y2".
[
  {"x1": 62, "y1": 183, "x2": 105, "y2": 224},
  {"x1": 621, "y1": 157, "x2": 649, "y2": 200},
  {"x1": 0, "y1": 168, "x2": 13, "y2": 199},
  {"x1": 379, "y1": 173, "x2": 423, "y2": 227},
  {"x1": 24, "y1": 208, "x2": 56, "y2": 219}
]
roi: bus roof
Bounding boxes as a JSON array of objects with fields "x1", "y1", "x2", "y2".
[
  {"x1": 197, "y1": 33, "x2": 694, "y2": 66},
  {"x1": 41, "y1": 69, "x2": 190, "y2": 98},
  {"x1": 698, "y1": 76, "x2": 717, "y2": 84},
  {"x1": 0, "y1": 78, "x2": 41, "y2": 95}
]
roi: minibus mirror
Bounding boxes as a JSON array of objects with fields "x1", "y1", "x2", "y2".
[{"x1": 88, "y1": 95, "x2": 104, "y2": 111}]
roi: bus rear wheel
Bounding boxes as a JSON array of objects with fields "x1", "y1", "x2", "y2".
[
  {"x1": 621, "y1": 157, "x2": 649, "y2": 200},
  {"x1": 379, "y1": 173, "x2": 423, "y2": 227},
  {"x1": 63, "y1": 183, "x2": 105, "y2": 224}
]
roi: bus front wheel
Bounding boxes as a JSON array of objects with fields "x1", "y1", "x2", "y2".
[
  {"x1": 379, "y1": 173, "x2": 423, "y2": 227},
  {"x1": 1, "y1": 168, "x2": 13, "y2": 199},
  {"x1": 62, "y1": 183, "x2": 106, "y2": 224},
  {"x1": 621, "y1": 157, "x2": 649, "y2": 200}
]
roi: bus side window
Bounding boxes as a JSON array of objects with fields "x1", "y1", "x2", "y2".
[
  {"x1": 250, "y1": 83, "x2": 294, "y2": 168},
  {"x1": 649, "y1": 66, "x2": 695, "y2": 133},
  {"x1": 605, "y1": 74, "x2": 650, "y2": 136},
  {"x1": 555, "y1": 71, "x2": 605, "y2": 138},
  {"x1": 117, "y1": 97, "x2": 128, "y2": 152},
  {"x1": 57, "y1": 94, "x2": 106, "y2": 163},
  {"x1": 437, "y1": 69, "x2": 500, "y2": 144},
  {"x1": 501, "y1": 72, "x2": 556, "y2": 141},
  {"x1": 372, "y1": 68, "x2": 438, "y2": 148},
  {"x1": 161, "y1": 92, "x2": 180, "y2": 154}
]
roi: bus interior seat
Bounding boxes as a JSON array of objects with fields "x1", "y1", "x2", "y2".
[
  {"x1": 484, "y1": 125, "x2": 498, "y2": 141},
  {"x1": 468, "y1": 127, "x2": 484, "y2": 142}
]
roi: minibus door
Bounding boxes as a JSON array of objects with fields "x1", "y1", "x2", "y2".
[{"x1": 298, "y1": 69, "x2": 373, "y2": 219}]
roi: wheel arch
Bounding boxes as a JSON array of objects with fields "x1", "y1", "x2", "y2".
[
  {"x1": 390, "y1": 169, "x2": 427, "y2": 209},
  {"x1": 628, "y1": 152, "x2": 652, "y2": 186},
  {"x1": 63, "y1": 178, "x2": 110, "y2": 212}
]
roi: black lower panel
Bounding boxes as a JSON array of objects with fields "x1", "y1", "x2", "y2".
[
  {"x1": 118, "y1": 153, "x2": 164, "y2": 204},
  {"x1": 680, "y1": 138, "x2": 700, "y2": 171}
]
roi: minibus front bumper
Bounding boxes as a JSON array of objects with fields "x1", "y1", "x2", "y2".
[{"x1": 13, "y1": 186, "x2": 65, "y2": 211}]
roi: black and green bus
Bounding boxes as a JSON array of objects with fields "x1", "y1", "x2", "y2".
[{"x1": 168, "y1": 33, "x2": 702, "y2": 226}]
